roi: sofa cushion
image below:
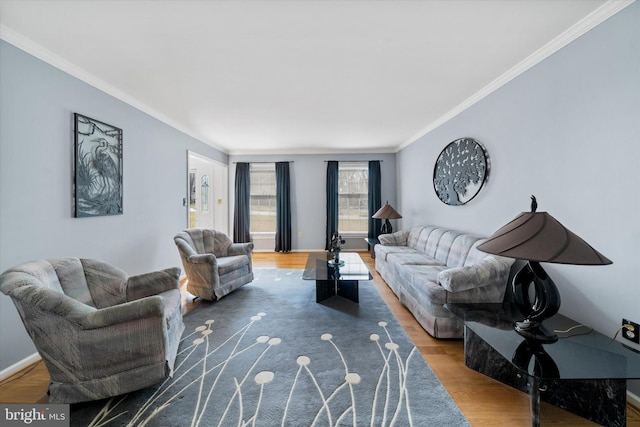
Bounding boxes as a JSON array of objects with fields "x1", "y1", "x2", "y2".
[
  {"x1": 463, "y1": 240, "x2": 491, "y2": 267},
  {"x1": 406, "y1": 266, "x2": 448, "y2": 305},
  {"x1": 446, "y1": 234, "x2": 483, "y2": 267},
  {"x1": 375, "y1": 245, "x2": 416, "y2": 262},
  {"x1": 386, "y1": 252, "x2": 441, "y2": 266}
]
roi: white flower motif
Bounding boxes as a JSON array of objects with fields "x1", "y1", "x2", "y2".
[
  {"x1": 321, "y1": 334, "x2": 333, "y2": 341},
  {"x1": 257, "y1": 312, "x2": 266, "y2": 317},
  {"x1": 205, "y1": 319, "x2": 214, "y2": 325},
  {"x1": 378, "y1": 321, "x2": 387, "y2": 327},
  {"x1": 201, "y1": 330, "x2": 213, "y2": 336},
  {"x1": 193, "y1": 338, "x2": 205, "y2": 345},
  {"x1": 385, "y1": 342, "x2": 399, "y2": 350},
  {"x1": 296, "y1": 356, "x2": 311, "y2": 366},
  {"x1": 195, "y1": 326, "x2": 206, "y2": 332},
  {"x1": 345, "y1": 373, "x2": 361, "y2": 384},
  {"x1": 251, "y1": 315, "x2": 262, "y2": 321},
  {"x1": 268, "y1": 337, "x2": 282, "y2": 346},
  {"x1": 370, "y1": 334, "x2": 380, "y2": 341},
  {"x1": 254, "y1": 371, "x2": 275, "y2": 385},
  {"x1": 256, "y1": 336, "x2": 270, "y2": 343}
]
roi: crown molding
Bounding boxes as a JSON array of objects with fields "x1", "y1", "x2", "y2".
[
  {"x1": 398, "y1": 0, "x2": 635, "y2": 152},
  {"x1": 0, "y1": 24, "x2": 228, "y2": 154}
]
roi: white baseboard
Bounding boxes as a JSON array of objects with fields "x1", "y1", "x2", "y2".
[{"x1": 0, "y1": 352, "x2": 41, "y2": 381}]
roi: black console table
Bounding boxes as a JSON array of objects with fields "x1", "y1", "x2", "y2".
[{"x1": 445, "y1": 303, "x2": 640, "y2": 427}]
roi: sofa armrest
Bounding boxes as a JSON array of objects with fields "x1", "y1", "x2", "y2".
[
  {"x1": 438, "y1": 256, "x2": 514, "y2": 293},
  {"x1": 378, "y1": 229, "x2": 409, "y2": 246}
]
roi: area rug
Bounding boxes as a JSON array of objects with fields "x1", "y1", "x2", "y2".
[{"x1": 71, "y1": 269, "x2": 469, "y2": 426}]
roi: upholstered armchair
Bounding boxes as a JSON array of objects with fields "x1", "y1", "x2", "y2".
[
  {"x1": 0, "y1": 258, "x2": 184, "y2": 404},
  {"x1": 174, "y1": 228, "x2": 254, "y2": 300}
]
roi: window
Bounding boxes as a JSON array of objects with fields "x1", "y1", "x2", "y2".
[
  {"x1": 250, "y1": 163, "x2": 276, "y2": 233},
  {"x1": 201, "y1": 175, "x2": 209, "y2": 212},
  {"x1": 338, "y1": 162, "x2": 368, "y2": 234}
]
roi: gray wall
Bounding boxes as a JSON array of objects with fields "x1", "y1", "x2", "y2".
[
  {"x1": 0, "y1": 41, "x2": 227, "y2": 370},
  {"x1": 229, "y1": 153, "x2": 397, "y2": 251},
  {"x1": 396, "y1": 2, "x2": 640, "y2": 393}
]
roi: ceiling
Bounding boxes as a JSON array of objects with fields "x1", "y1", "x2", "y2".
[{"x1": 0, "y1": 1, "x2": 627, "y2": 155}]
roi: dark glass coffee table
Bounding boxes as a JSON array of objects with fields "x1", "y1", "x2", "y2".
[
  {"x1": 302, "y1": 252, "x2": 372, "y2": 303},
  {"x1": 446, "y1": 302, "x2": 640, "y2": 427}
]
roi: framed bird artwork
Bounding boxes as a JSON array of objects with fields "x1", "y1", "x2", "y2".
[{"x1": 73, "y1": 113, "x2": 123, "y2": 217}]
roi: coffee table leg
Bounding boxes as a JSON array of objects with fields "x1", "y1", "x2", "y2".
[
  {"x1": 316, "y1": 280, "x2": 336, "y2": 302},
  {"x1": 337, "y1": 280, "x2": 359, "y2": 303}
]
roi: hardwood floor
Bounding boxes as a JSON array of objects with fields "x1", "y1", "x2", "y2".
[{"x1": 1, "y1": 251, "x2": 639, "y2": 426}]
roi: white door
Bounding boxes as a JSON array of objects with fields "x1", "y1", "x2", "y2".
[{"x1": 187, "y1": 151, "x2": 228, "y2": 233}]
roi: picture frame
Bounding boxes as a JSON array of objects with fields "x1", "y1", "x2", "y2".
[{"x1": 73, "y1": 113, "x2": 123, "y2": 217}]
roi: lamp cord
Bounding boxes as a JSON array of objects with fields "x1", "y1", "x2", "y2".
[{"x1": 554, "y1": 324, "x2": 593, "y2": 337}]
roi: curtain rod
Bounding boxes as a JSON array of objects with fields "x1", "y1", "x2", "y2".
[{"x1": 232, "y1": 161, "x2": 294, "y2": 164}]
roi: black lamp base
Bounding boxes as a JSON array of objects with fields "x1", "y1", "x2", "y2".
[
  {"x1": 514, "y1": 319, "x2": 558, "y2": 343},
  {"x1": 512, "y1": 261, "x2": 561, "y2": 343},
  {"x1": 380, "y1": 219, "x2": 392, "y2": 235}
]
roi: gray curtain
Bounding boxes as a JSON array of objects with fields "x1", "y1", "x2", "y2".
[
  {"x1": 233, "y1": 162, "x2": 251, "y2": 243},
  {"x1": 368, "y1": 160, "x2": 382, "y2": 239},
  {"x1": 325, "y1": 161, "x2": 339, "y2": 250},
  {"x1": 275, "y1": 162, "x2": 291, "y2": 252}
]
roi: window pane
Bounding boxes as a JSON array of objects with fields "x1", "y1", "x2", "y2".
[
  {"x1": 250, "y1": 164, "x2": 276, "y2": 232},
  {"x1": 338, "y1": 164, "x2": 368, "y2": 233}
]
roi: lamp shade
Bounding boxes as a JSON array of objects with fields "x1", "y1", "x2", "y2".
[
  {"x1": 372, "y1": 204, "x2": 402, "y2": 220},
  {"x1": 477, "y1": 211, "x2": 612, "y2": 265}
]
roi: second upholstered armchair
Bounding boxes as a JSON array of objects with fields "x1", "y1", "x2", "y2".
[{"x1": 174, "y1": 228, "x2": 254, "y2": 300}]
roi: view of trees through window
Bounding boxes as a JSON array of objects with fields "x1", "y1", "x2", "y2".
[
  {"x1": 250, "y1": 163, "x2": 276, "y2": 232},
  {"x1": 339, "y1": 163, "x2": 368, "y2": 234}
]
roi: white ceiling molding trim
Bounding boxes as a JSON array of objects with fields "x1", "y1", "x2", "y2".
[
  {"x1": 398, "y1": 0, "x2": 635, "y2": 152},
  {"x1": 0, "y1": 24, "x2": 228, "y2": 154}
]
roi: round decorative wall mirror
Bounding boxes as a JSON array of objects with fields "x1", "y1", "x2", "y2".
[{"x1": 433, "y1": 137, "x2": 489, "y2": 206}]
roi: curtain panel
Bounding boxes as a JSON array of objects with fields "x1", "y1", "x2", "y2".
[
  {"x1": 233, "y1": 162, "x2": 251, "y2": 243},
  {"x1": 325, "y1": 161, "x2": 339, "y2": 250},
  {"x1": 368, "y1": 160, "x2": 382, "y2": 239},
  {"x1": 275, "y1": 162, "x2": 291, "y2": 252}
]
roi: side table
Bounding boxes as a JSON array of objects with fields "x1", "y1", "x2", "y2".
[
  {"x1": 364, "y1": 237, "x2": 379, "y2": 259},
  {"x1": 445, "y1": 302, "x2": 640, "y2": 427}
]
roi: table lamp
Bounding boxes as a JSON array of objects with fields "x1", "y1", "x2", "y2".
[
  {"x1": 477, "y1": 196, "x2": 612, "y2": 343},
  {"x1": 372, "y1": 201, "x2": 402, "y2": 234}
]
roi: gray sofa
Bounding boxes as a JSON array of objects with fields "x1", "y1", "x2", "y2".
[{"x1": 374, "y1": 225, "x2": 514, "y2": 338}]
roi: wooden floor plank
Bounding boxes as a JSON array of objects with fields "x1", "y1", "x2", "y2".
[{"x1": 1, "y1": 251, "x2": 639, "y2": 426}]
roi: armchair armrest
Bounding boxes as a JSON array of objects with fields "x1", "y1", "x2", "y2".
[
  {"x1": 126, "y1": 267, "x2": 181, "y2": 302},
  {"x1": 378, "y1": 229, "x2": 409, "y2": 246},
  {"x1": 438, "y1": 256, "x2": 514, "y2": 293},
  {"x1": 187, "y1": 253, "x2": 217, "y2": 265},
  {"x1": 81, "y1": 295, "x2": 165, "y2": 329},
  {"x1": 228, "y1": 242, "x2": 254, "y2": 256}
]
